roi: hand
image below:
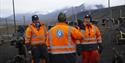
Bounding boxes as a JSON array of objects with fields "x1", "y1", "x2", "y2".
[
  {"x1": 98, "y1": 43, "x2": 103, "y2": 54},
  {"x1": 76, "y1": 44, "x2": 82, "y2": 55}
]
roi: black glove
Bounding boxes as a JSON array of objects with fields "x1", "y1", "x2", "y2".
[
  {"x1": 76, "y1": 44, "x2": 82, "y2": 56},
  {"x1": 98, "y1": 43, "x2": 103, "y2": 54}
]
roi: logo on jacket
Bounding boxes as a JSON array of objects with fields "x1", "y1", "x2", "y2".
[{"x1": 56, "y1": 30, "x2": 64, "y2": 38}]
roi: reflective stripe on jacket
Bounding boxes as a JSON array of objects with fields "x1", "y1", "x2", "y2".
[
  {"x1": 46, "y1": 23, "x2": 83, "y2": 54},
  {"x1": 25, "y1": 22, "x2": 47, "y2": 46},
  {"x1": 80, "y1": 23, "x2": 102, "y2": 50}
]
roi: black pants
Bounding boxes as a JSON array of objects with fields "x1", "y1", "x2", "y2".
[
  {"x1": 31, "y1": 45, "x2": 49, "y2": 63},
  {"x1": 49, "y1": 53, "x2": 76, "y2": 63}
]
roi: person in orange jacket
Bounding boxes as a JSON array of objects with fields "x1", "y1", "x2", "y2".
[
  {"x1": 46, "y1": 12, "x2": 83, "y2": 63},
  {"x1": 80, "y1": 15, "x2": 103, "y2": 63},
  {"x1": 25, "y1": 15, "x2": 48, "y2": 63}
]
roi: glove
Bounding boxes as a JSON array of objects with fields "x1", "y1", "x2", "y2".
[
  {"x1": 76, "y1": 44, "x2": 82, "y2": 56},
  {"x1": 98, "y1": 43, "x2": 103, "y2": 54}
]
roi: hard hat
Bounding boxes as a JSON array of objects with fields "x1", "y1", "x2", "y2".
[
  {"x1": 58, "y1": 12, "x2": 66, "y2": 22},
  {"x1": 32, "y1": 15, "x2": 39, "y2": 21},
  {"x1": 84, "y1": 15, "x2": 91, "y2": 18},
  {"x1": 84, "y1": 14, "x2": 93, "y2": 22}
]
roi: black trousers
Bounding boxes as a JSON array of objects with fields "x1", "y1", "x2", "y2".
[
  {"x1": 31, "y1": 45, "x2": 49, "y2": 63},
  {"x1": 49, "y1": 53, "x2": 76, "y2": 63}
]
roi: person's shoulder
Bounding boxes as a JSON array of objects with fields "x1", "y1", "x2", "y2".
[
  {"x1": 91, "y1": 24, "x2": 97, "y2": 28},
  {"x1": 26, "y1": 23, "x2": 34, "y2": 29},
  {"x1": 92, "y1": 24, "x2": 100, "y2": 31},
  {"x1": 29, "y1": 23, "x2": 34, "y2": 26}
]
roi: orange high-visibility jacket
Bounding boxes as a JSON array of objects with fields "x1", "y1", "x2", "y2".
[
  {"x1": 46, "y1": 23, "x2": 83, "y2": 54},
  {"x1": 25, "y1": 22, "x2": 47, "y2": 46},
  {"x1": 80, "y1": 23, "x2": 102, "y2": 46}
]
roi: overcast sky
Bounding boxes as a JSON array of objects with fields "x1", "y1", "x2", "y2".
[{"x1": 0, "y1": 0, "x2": 125, "y2": 18}]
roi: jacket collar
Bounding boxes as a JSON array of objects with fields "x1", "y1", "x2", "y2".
[{"x1": 84, "y1": 23, "x2": 93, "y2": 28}]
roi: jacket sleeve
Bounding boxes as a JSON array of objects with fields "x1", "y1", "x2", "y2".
[
  {"x1": 71, "y1": 27, "x2": 83, "y2": 40},
  {"x1": 25, "y1": 26, "x2": 32, "y2": 44},
  {"x1": 96, "y1": 26, "x2": 102, "y2": 43}
]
